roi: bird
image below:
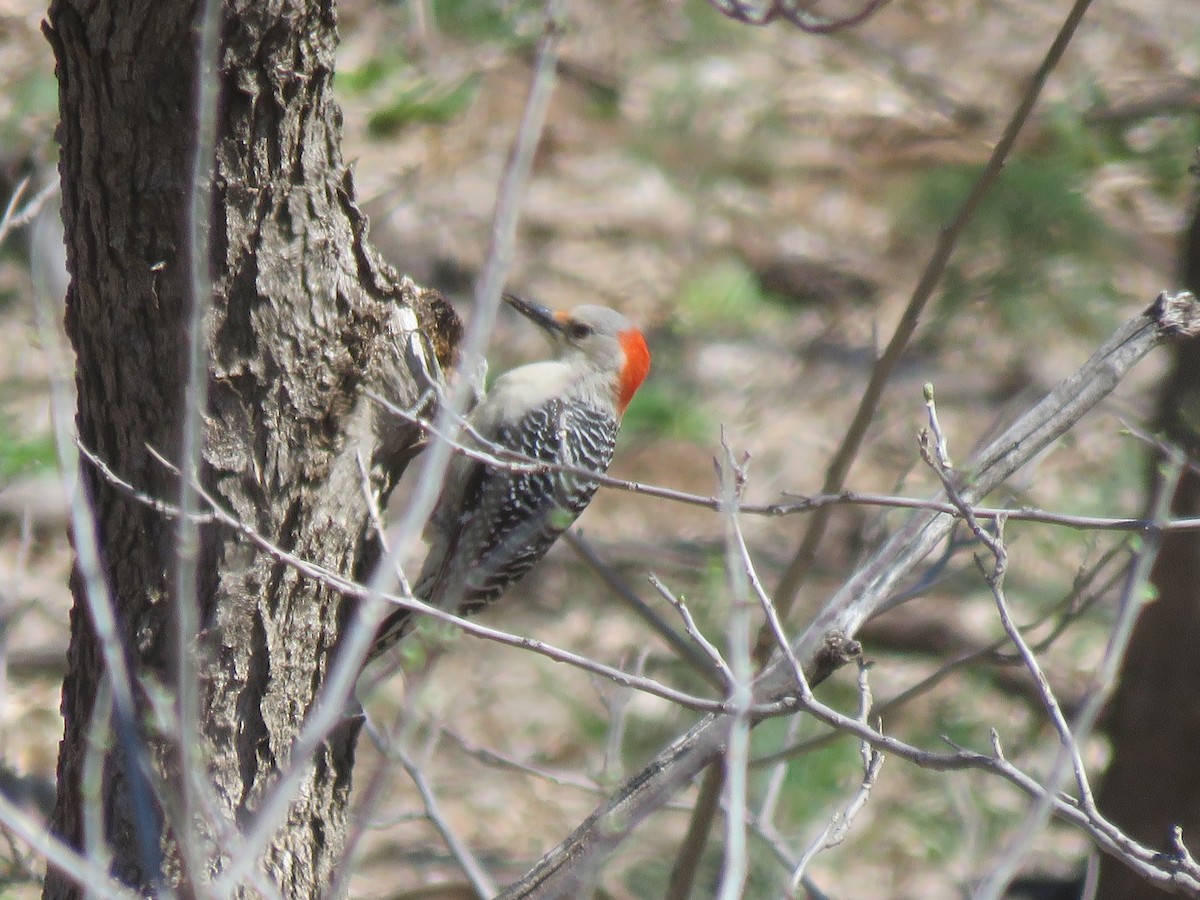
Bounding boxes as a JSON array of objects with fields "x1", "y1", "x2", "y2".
[{"x1": 368, "y1": 293, "x2": 651, "y2": 661}]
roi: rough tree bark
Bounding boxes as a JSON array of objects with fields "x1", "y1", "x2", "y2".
[{"x1": 42, "y1": 1, "x2": 456, "y2": 895}]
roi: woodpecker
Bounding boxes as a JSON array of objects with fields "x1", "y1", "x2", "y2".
[{"x1": 369, "y1": 294, "x2": 651, "y2": 660}]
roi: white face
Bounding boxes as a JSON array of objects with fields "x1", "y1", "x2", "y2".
[{"x1": 556, "y1": 306, "x2": 630, "y2": 372}]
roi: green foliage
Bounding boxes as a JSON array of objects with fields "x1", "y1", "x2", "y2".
[
  {"x1": 632, "y1": 69, "x2": 709, "y2": 166},
  {"x1": 562, "y1": 687, "x2": 613, "y2": 749},
  {"x1": 678, "y1": 1, "x2": 754, "y2": 48},
  {"x1": 391, "y1": 619, "x2": 462, "y2": 672},
  {"x1": 632, "y1": 53, "x2": 786, "y2": 187},
  {"x1": 366, "y1": 75, "x2": 480, "y2": 137},
  {"x1": 337, "y1": 45, "x2": 480, "y2": 137},
  {"x1": 581, "y1": 79, "x2": 622, "y2": 121},
  {"x1": 875, "y1": 693, "x2": 1029, "y2": 863},
  {"x1": 1139, "y1": 116, "x2": 1200, "y2": 195},
  {"x1": 752, "y1": 709, "x2": 868, "y2": 828},
  {"x1": 0, "y1": 69, "x2": 57, "y2": 153},
  {"x1": 335, "y1": 57, "x2": 399, "y2": 95},
  {"x1": 676, "y1": 259, "x2": 785, "y2": 334},
  {"x1": 430, "y1": 0, "x2": 541, "y2": 43},
  {"x1": 920, "y1": 687, "x2": 997, "y2": 752},
  {"x1": 687, "y1": 554, "x2": 734, "y2": 628},
  {"x1": 907, "y1": 108, "x2": 1120, "y2": 338},
  {"x1": 1074, "y1": 85, "x2": 1200, "y2": 196},
  {"x1": 0, "y1": 416, "x2": 55, "y2": 482},
  {"x1": 620, "y1": 381, "x2": 711, "y2": 443},
  {"x1": 1069, "y1": 430, "x2": 1146, "y2": 517},
  {"x1": 622, "y1": 713, "x2": 867, "y2": 895},
  {"x1": 881, "y1": 768, "x2": 985, "y2": 865},
  {"x1": 635, "y1": 103, "x2": 784, "y2": 187}
]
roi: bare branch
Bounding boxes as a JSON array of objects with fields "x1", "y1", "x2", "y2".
[
  {"x1": 31, "y1": 209, "x2": 165, "y2": 886},
  {"x1": 0, "y1": 789, "x2": 138, "y2": 900},
  {"x1": 705, "y1": 0, "x2": 894, "y2": 34},
  {"x1": 175, "y1": 0, "x2": 222, "y2": 876},
  {"x1": 920, "y1": 385, "x2": 1095, "y2": 828},
  {"x1": 752, "y1": 539, "x2": 1130, "y2": 770},
  {"x1": 141, "y1": 445, "x2": 773, "y2": 717},
  {"x1": 716, "y1": 445, "x2": 754, "y2": 900},
  {"x1": 496, "y1": 292, "x2": 1200, "y2": 898},
  {"x1": 567, "y1": 532, "x2": 727, "y2": 688},
  {"x1": 765, "y1": 0, "x2": 1100, "y2": 654},
  {"x1": 397, "y1": 745, "x2": 498, "y2": 899},
  {"x1": 0, "y1": 177, "x2": 59, "y2": 247},
  {"x1": 648, "y1": 573, "x2": 734, "y2": 690},
  {"x1": 439, "y1": 727, "x2": 603, "y2": 794},
  {"x1": 377, "y1": 386, "x2": 1200, "y2": 534},
  {"x1": 787, "y1": 664, "x2": 884, "y2": 895},
  {"x1": 665, "y1": 767, "x2": 725, "y2": 900},
  {"x1": 973, "y1": 449, "x2": 1188, "y2": 900}
]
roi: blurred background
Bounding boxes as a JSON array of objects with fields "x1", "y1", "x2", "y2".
[{"x1": 2, "y1": 0, "x2": 1199, "y2": 896}]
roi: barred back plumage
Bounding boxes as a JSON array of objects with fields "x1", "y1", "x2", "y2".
[
  {"x1": 427, "y1": 400, "x2": 618, "y2": 615},
  {"x1": 368, "y1": 400, "x2": 619, "y2": 659},
  {"x1": 366, "y1": 296, "x2": 648, "y2": 665}
]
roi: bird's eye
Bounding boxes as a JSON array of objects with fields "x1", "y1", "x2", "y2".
[{"x1": 567, "y1": 322, "x2": 594, "y2": 340}]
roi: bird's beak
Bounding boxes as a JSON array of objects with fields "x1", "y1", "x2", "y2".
[{"x1": 503, "y1": 293, "x2": 566, "y2": 337}]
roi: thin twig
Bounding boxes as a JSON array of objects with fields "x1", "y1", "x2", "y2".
[
  {"x1": 328, "y1": 683, "x2": 427, "y2": 900},
  {"x1": 597, "y1": 649, "x2": 647, "y2": 785},
  {"x1": 787, "y1": 664, "x2": 883, "y2": 895},
  {"x1": 706, "y1": 0, "x2": 894, "y2": 33},
  {"x1": 439, "y1": 726, "x2": 603, "y2": 793},
  {"x1": 322, "y1": 459, "x2": 430, "y2": 900},
  {"x1": 31, "y1": 214, "x2": 164, "y2": 886},
  {"x1": 137, "y1": 444, "x2": 789, "y2": 717},
  {"x1": 665, "y1": 767, "x2": 725, "y2": 900},
  {"x1": 176, "y1": 0, "x2": 223, "y2": 876},
  {"x1": 398, "y1": 747, "x2": 498, "y2": 899},
  {"x1": 783, "y1": 687, "x2": 1200, "y2": 894},
  {"x1": 377, "y1": 386, "x2": 1200, "y2": 533},
  {"x1": 985, "y1": 539, "x2": 1094, "y2": 807},
  {"x1": 496, "y1": 293, "x2": 1200, "y2": 898},
  {"x1": 972, "y1": 450, "x2": 1187, "y2": 900},
  {"x1": 567, "y1": 532, "x2": 727, "y2": 689},
  {"x1": 745, "y1": 653, "x2": 1200, "y2": 896},
  {"x1": 0, "y1": 790, "x2": 138, "y2": 900},
  {"x1": 755, "y1": 712, "x2": 804, "y2": 830},
  {"x1": 716, "y1": 443, "x2": 753, "y2": 900},
  {"x1": 81, "y1": 675, "x2": 114, "y2": 881},
  {"x1": 765, "y1": 0, "x2": 1101, "y2": 659},
  {"x1": 220, "y1": 1, "x2": 570, "y2": 889},
  {"x1": 0, "y1": 177, "x2": 59, "y2": 246},
  {"x1": 751, "y1": 537, "x2": 1130, "y2": 769},
  {"x1": 355, "y1": 450, "x2": 413, "y2": 596},
  {"x1": 647, "y1": 573, "x2": 734, "y2": 690},
  {"x1": 920, "y1": 386, "x2": 1094, "y2": 830}
]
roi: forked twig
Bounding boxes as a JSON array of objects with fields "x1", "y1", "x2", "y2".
[
  {"x1": 765, "y1": 0, "x2": 1101, "y2": 655},
  {"x1": 497, "y1": 293, "x2": 1200, "y2": 898},
  {"x1": 787, "y1": 664, "x2": 883, "y2": 895}
]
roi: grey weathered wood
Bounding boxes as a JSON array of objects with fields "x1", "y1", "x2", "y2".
[{"x1": 499, "y1": 291, "x2": 1200, "y2": 899}]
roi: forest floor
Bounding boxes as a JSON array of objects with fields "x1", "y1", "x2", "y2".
[{"x1": 1, "y1": 0, "x2": 1198, "y2": 897}]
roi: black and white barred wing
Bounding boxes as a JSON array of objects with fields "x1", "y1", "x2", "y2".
[{"x1": 437, "y1": 398, "x2": 618, "y2": 616}]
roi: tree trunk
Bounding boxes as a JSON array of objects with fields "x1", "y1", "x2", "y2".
[
  {"x1": 1094, "y1": 201, "x2": 1200, "y2": 900},
  {"x1": 42, "y1": 1, "x2": 455, "y2": 895}
]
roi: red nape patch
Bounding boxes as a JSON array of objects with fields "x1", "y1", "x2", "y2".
[{"x1": 617, "y1": 328, "x2": 651, "y2": 415}]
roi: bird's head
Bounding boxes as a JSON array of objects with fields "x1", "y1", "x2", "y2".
[{"x1": 504, "y1": 294, "x2": 651, "y2": 415}]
